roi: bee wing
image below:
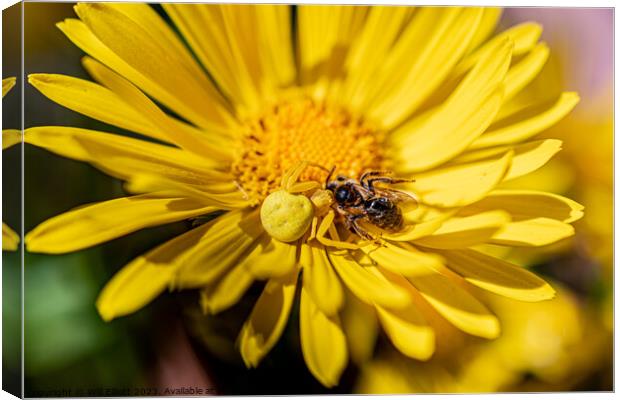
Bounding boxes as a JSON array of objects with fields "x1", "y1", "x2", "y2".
[{"x1": 373, "y1": 187, "x2": 419, "y2": 209}]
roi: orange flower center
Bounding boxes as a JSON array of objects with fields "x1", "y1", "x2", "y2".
[{"x1": 232, "y1": 95, "x2": 384, "y2": 201}]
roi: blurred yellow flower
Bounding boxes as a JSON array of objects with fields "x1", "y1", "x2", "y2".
[
  {"x1": 356, "y1": 281, "x2": 610, "y2": 393},
  {"x1": 459, "y1": 284, "x2": 610, "y2": 391},
  {"x1": 25, "y1": 4, "x2": 583, "y2": 386},
  {"x1": 2, "y1": 77, "x2": 20, "y2": 251},
  {"x1": 526, "y1": 55, "x2": 613, "y2": 276}
]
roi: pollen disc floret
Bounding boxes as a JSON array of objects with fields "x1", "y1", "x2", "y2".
[{"x1": 232, "y1": 95, "x2": 384, "y2": 202}]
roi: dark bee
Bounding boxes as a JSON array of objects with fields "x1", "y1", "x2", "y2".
[{"x1": 325, "y1": 168, "x2": 417, "y2": 240}]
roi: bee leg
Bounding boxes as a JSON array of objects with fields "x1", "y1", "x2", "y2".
[
  {"x1": 360, "y1": 170, "x2": 393, "y2": 189},
  {"x1": 347, "y1": 215, "x2": 376, "y2": 241},
  {"x1": 366, "y1": 177, "x2": 414, "y2": 193},
  {"x1": 363, "y1": 243, "x2": 385, "y2": 261},
  {"x1": 324, "y1": 165, "x2": 337, "y2": 188},
  {"x1": 342, "y1": 214, "x2": 357, "y2": 235}
]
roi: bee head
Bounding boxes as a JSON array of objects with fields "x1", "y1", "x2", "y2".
[{"x1": 326, "y1": 175, "x2": 347, "y2": 190}]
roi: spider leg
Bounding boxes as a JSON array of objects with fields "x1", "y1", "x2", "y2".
[
  {"x1": 288, "y1": 181, "x2": 321, "y2": 193},
  {"x1": 280, "y1": 161, "x2": 329, "y2": 193},
  {"x1": 280, "y1": 160, "x2": 308, "y2": 190},
  {"x1": 307, "y1": 216, "x2": 319, "y2": 241},
  {"x1": 288, "y1": 161, "x2": 336, "y2": 193},
  {"x1": 315, "y1": 210, "x2": 360, "y2": 249}
]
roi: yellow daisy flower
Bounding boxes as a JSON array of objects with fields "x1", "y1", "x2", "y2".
[
  {"x1": 2, "y1": 77, "x2": 20, "y2": 251},
  {"x1": 25, "y1": 4, "x2": 583, "y2": 386}
]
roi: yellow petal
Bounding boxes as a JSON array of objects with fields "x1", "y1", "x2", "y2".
[
  {"x1": 252, "y1": 5, "x2": 296, "y2": 88},
  {"x1": 434, "y1": 35, "x2": 511, "y2": 109},
  {"x1": 80, "y1": 58, "x2": 232, "y2": 162},
  {"x1": 124, "y1": 174, "x2": 249, "y2": 210},
  {"x1": 458, "y1": 189, "x2": 584, "y2": 223},
  {"x1": 26, "y1": 195, "x2": 213, "y2": 254},
  {"x1": 300, "y1": 287, "x2": 348, "y2": 387},
  {"x1": 345, "y1": 6, "x2": 412, "y2": 75},
  {"x1": 238, "y1": 270, "x2": 298, "y2": 367},
  {"x1": 162, "y1": 4, "x2": 253, "y2": 110},
  {"x1": 490, "y1": 217, "x2": 575, "y2": 247},
  {"x1": 63, "y1": 5, "x2": 232, "y2": 130},
  {"x1": 2, "y1": 77, "x2": 16, "y2": 97},
  {"x1": 106, "y1": 2, "x2": 237, "y2": 121},
  {"x1": 2, "y1": 222, "x2": 19, "y2": 251},
  {"x1": 437, "y1": 249, "x2": 555, "y2": 301},
  {"x1": 423, "y1": 22, "x2": 541, "y2": 110},
  {"x1": 394, "y1": 87, "x2": 504, "y2": 173},
  {"x1": 244, "y1": 235, "x2": 298, "y2": 279},
  {"x1": 343, "y1": 6, "x2": 413, "y2": 107},
  {"x1": 300, "y1": 243, "x2": 344, "y2": 316},
  {"x1": 498, "y1": 156, "x2": 575, "y2": 194},
  {"x1": 369, "y1": 8, "x2": 484, "y2": 127},
  {"x1": 465, "y1": 7, "x2": 502, "y2": 53},
  {"x1": 380, "y1": 210, "x2": 455, "y2": 242},
  {"x1": 24, "y1": 127, "x2": 228, "y2": 185},
  {"x1": 409, "y1": 151, "x2": 512, "y2": 208},
  {"x1": 452, "y1": 22, "x2": 542, "y2": 80},
  {"x1": 414, "y1": 33, "x2": 514, "y2": 115},
  {"x1": 503, "y1": 43, "x2": 549, "y2": 102},
  {"x1": 376, "y1": 303, "x2": 435, "y2": 360},
  {"x1": 472, "y1": 92, "x2": 579, "y2": 149},
  {"x1": 107, "y1": 3, "x2": 221, "y2": 86},
  {"x1": 408, "y1": 273, "x2": 500, "y2": 338},
  {"x1": 75, "y1": 3, "x2": 233, "y2": 126},
  {"x1": 3, "y1": 129, "x2": 21, "y2": 150},
  {"x1": 413, "y1": 211, "x2": 511, "y2": 249},
  {"x1": 200, "y1": 262, "x2": 255, "y2": 315},
  {"x1": 454, "y1": 139, "x2": 562, "y2": 182},
  {"x1": 341, "y1": 289, "x2": 379, "y2": 365},
  {"x1": 390, "y1": 36, "x2": 511, "y2": 154},
  {"x1": 508, "y1": 139, "x2": 565, "y2": 182},
  {"x1": 28, "y1": 73, "x2": 162, "y2": 141},
  {"x1": 364, "y1": 242, "x2": 442, "y2": 277},
  {"x1": 328, "y1": 251, "x2": 411, "y2": 309},
  {"x1": 298, "y1": 5, "x2": 367, "y2": 86},
  {"x1": 165, "y1": 5, "x2": 295, "y2": 113},
  {"x1": 174, "y1": 210, "x2": 263, "y2": 288},
  {"x1": 96, "y1": 222, "x2": 211, "y2": 321},
  {"x1": 382, "y1": 269, "x2": 467, "y2": 356},
  {"x1": 58, "y1": 17, "x2": 234, "y2": 133}
]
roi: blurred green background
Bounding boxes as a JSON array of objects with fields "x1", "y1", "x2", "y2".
[
  {"x1": 3, "y1": 3, "x2": 22, "y2": 397},
  {"x1": 7, "y1": 3, "x2": 184, "y2": 396},
  {"x1": 1, "y1": 3, "x2": 613, "y2": 395}
]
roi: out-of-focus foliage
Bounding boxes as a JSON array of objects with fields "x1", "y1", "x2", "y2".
[
  {"x1": 3, "y1": 4, "x2": 23, "y2": 396},
  {"x1": 24, "y1": 252, "x2": 144, "y2": 392}
]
